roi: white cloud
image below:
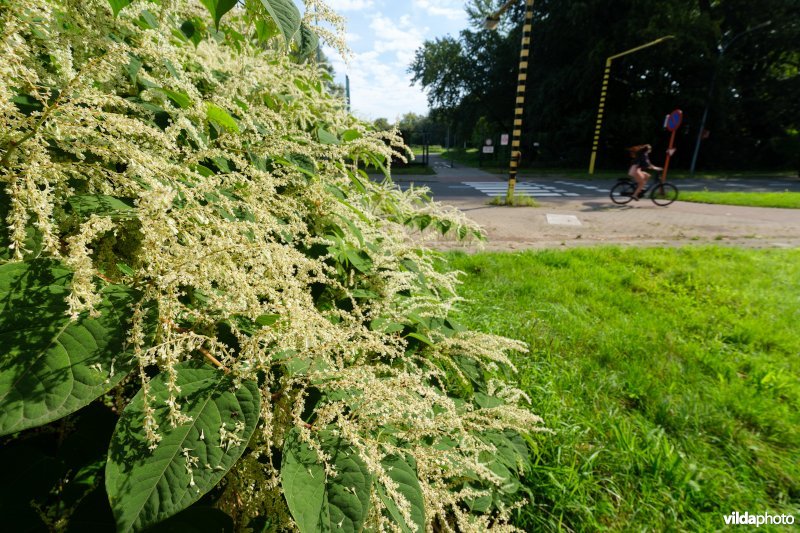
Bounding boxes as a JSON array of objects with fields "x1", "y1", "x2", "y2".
[
  {"x1": 369, "y1": 14, "x2": 426, "y2": 65},
  {"x1": 323, "y1": 44, "x2": 429, "y2": 120},
  {"x1": 412, "y1": 0, "x2": 464, "y2": 21},
  {"x1": 325, "y1": 0, "x2": 374, "y2": 11}
]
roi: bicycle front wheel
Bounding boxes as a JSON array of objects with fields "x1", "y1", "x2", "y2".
[
  {"x1": 650, "y1": 182, "x2": 678, "y2": 206},
  {"x1": 610, "y1": 180, "x2": 636, "y2": 205}
]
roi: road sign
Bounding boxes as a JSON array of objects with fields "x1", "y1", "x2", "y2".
[
  {"x1": 482, "y1": 146, "x2": 495, "y2": 154},
  {"x1": 500, "y1": 134, "x2": 509, "y2": 146},
  {"x1": 666, "y1": 109, "x2": 683, "y2": 132},
  {"x1": 661, "y1": 109, "x2": 683, "y2": 181},
  {"x1": 484, "y1": 138, "x2": 493, "y2": 146}
]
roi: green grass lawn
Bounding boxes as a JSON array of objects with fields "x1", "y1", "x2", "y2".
[
  {"x1": 447, "y1": 247, "x2": 800, "y2": 531},
  {"x1": 680, "y1": 191, "x2": 800, "y2": 209}
]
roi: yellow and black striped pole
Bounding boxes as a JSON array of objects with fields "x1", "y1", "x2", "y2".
[
  {"x1": 506, "y1": 0, "x2": 535, "y2": 203},
  {"x1": 485, "y1": 0, "x2": 536, "y2": 203},
  {"x1": 588, "y1": 36, "x2": 674, "y2": 174},
  {"x1": 588, "y1": 58, "x2": 612, "y2": 175}
]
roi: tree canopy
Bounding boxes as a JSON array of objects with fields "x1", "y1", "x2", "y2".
[{"x1": 410, "y1": 0, "x2": 799, "y2": 170}]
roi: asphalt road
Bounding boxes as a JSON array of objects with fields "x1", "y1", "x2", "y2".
[{"x1": 386, "y1": 154, "x2": 800, "y2": 201}]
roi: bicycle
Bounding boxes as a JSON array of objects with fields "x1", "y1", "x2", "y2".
[{"x1": 609, "y1": 177, "x2": 679, "y2": 206}]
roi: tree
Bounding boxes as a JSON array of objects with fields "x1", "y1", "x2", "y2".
[
  {"x1": 411, "y1": 0, "x2": 799, "y2": 169},
  {"x1": 372, "y1": 117, "x2": 393, "y2": 130}
]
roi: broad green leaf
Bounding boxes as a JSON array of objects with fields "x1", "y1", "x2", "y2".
[
  {"x1": 341, "y1": 129, "x2": 362, "y2": 142},
  {"x1": 282, "y1": 428, "x2": 372, "y2": 533},
  {"x1": 157, "y1": 88, "x2": 192, "y2": 109},
  {"x1": 405, "y1": 332, "x2": 433, "y2": 346},
  {"x1": 206, "y1": 102, "x2": 240, "y2": 133},
  {"x1": 138, "y1": 9, "x2": 160, "y2": 29},
  {"x1": 258, "y1": 0, "x2": 301, "y2": 46},
  {"x1": 198, "y1": 0, "x2": 238, "y2": 29},
  {"x1": 67, "y1": 194, "x2": 136, "y2": 218},
  {"x1": 125, "y1": 55, "x2": 143, "y2": 85},
  {"x1": 377, "y1": 455, "x2": 425, "y2": 533},
  {"x1": 343, "y1": 247, "x2": 372, "y2": 273},
  {"x1": 108, "y1": 0, "x2": 132, "y2": 16},
  {"x1": 106, "y1": 362, "x2": 261, "y2": 532},
  {"x1": 0, "y1": 259, "x2": 143, "y2": 436},
  {"x1": 294, "y1": 22, "x2": 319, "y2": 59},
  {"x1": 317, "y1": 127, "x2": 340, "y2": 145}
]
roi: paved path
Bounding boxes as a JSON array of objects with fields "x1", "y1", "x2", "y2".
[
  {"x1": 390, "y1": 154, "x2": 800, "y2": 200},
  {"x1": 386, "y1": 155, "x2": 800, "y2": 251}
]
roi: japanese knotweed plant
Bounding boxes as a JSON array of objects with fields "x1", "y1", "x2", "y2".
[{"x1": 0, "y1": 0, "x2": 545, "y2": 531}]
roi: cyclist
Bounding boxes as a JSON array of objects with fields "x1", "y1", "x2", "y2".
[{"x1": 627, "y1": 144, "x2": 663, "y2": 200}]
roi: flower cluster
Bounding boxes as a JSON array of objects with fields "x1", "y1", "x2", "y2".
[{"x1": 0, "y1": 0, "x2": 543, "y2": 530}]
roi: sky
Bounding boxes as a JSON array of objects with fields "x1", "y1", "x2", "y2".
[{"x1": 310, "y1": 0, "x2": 471, "y2": 122}]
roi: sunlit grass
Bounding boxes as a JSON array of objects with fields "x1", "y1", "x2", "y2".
[
  {"x1": 447, "y1": 247, "x2": 800, "y2": 531},
  {"x1": 680, "y1": 190, "x2": 800, "y2": 209}
]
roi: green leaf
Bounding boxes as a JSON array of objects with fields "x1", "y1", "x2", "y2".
[
  {"x1": 405, "y1": 332, "x2": 433, "y2": 347},
  {"x1": 108, "y1": 0, "x2": 132, "y2": 16},
  {"x1": 255, "y1": 314, "x2": 280, "y2": 327},
  {"x1": 282, "y1": 428, "x2": 372, "y2": 533},
  {"x1": 317, "y1": 126, "x2": 340, "y2": 145},
  {"x1": 67, "y1": 194, "x2": 136, "y2": 218},
  {"x1": 377, "y1": 454, "x2": 425, "y2": 533},
  {"x1": 341, "y1": 129, "x2": 362, "y2": 142},
  {"x1": 258, "y1": 0, "x2": 301, "y2": 46},
  {"x1": 294, "y1": 22, "x2": 319, "y2": 58},
  {"x1": 206, "y1": 102, "x2": 240, "y2": 133},
  {"x1": 157, "y1": 88, "x2": 192, "y2": 109},
  {"x1": 343, "y1": 247, "x2": 372, "y2": 273},
  {"x1": 138, "y1": 9, "x2": 160, "y2": 29},
  {"x1": 0, "y1": 259, "x2": 143, "y2": 436},
  {"x1": 106, "y1": 362, "x2": 261, "y2": 532},
  {"x1": 198, "y1": 0, "x2": 238, "y2": 30}
]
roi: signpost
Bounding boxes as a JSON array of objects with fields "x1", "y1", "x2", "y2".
[{"x1": 661, "y1": 109, "x2": 682, "y2": 180}]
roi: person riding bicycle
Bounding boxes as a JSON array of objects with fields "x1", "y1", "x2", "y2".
[{"x1": 627, "y1": 144, "x2": 663, "y2": 200}]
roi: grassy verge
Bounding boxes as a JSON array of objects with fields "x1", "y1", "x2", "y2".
[
  {"x1": 447, "y1": 247, "x2": 800, "y2": 531},
  {"x1": 680, "y1": 191, "x2": 800, "y2": 209},
  {"x1": 409, "y1": 144, "x2": 445, "y2": 155},
  {"x1": 487, "y1": 194, "x2": 539, "y2": 207}
]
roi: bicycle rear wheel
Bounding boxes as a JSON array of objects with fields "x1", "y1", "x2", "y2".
[
  {"x1": 650, "y1": 182, "x2": 678, "y2": 206},
  {"x1": 610, "y1": 180, "x2": 637, "y2": 205}
]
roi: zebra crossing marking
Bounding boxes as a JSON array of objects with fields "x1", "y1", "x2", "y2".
[{"x1": 461, "y1": 182, "x2": 580, "y2": 197}]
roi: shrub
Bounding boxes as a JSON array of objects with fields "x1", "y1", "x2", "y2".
[{"x1": 0, "y1": 0, "x2": 543, "y2": 531}]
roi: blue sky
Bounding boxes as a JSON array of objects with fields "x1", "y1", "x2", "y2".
[{"x1": 313, "y1": 0, "x2": 471, "y2": 122}]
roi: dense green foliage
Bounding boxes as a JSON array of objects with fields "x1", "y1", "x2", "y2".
[
  {"x1": 448, "y1": 247, "x2": 800, "y2": 531},
  {"x1": 0, "y1": 0, "x2": 542, "y2": 531},
  {"x1": 411, "y1": 0, "x2": 800, "y2": 171}
]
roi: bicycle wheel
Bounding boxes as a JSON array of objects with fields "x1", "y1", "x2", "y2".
[
  {"x1": 610, "y1": 180, "x2": 637, "y2": 205},
  {"x1": 650, "y1": 182, "x2": 678, "y2": 206}
]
